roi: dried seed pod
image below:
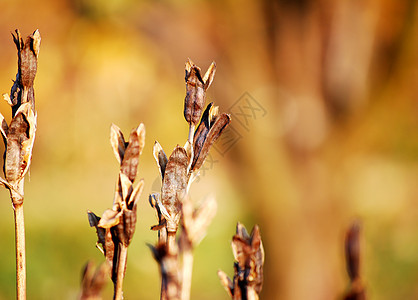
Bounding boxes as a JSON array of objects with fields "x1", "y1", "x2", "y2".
[
  {"x1": 120, "y1": 124, "x2": 145, "y2": 182},
  {"x1": 11, "y1": 29, "x2": 41, "y2": 115},
  {"x1": 184, "y1": 59, "x2": 216, "y2": 126},
  {"x1": 3, "y1": 103, "x2": 36, "y2": 190},
  {"x1": 192, "y1": 103, "x2": 230, "y2": 171},
  {"x1": 219, "y1": 223, "x2": 265, "y2": 299},
  {"x1": 160, "y1": 146, "x2": 190, "y2": 232},
  {"x1": 80, "y1": 261, "x2": 110, "y2": 300}
]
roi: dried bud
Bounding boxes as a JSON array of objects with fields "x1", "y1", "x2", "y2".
[
  {"x1": 11, "y1": 29, "x2": 41, "y2": 115},
  {"x1": 219, "y1": 223, "x2": 265, "y2": 299},
  {"x1": 192, "y1": 103, "x2": 230, "y2": 171},
  {"x1": 184, "y1": 59, "x2": 216, "y2": 126}
]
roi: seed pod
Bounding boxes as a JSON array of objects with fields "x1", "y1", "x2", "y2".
[
  {"x1": 192, "y1": 103, "x2": 230, "y2": 171},
  {"x1": 183, "y1": 59, "x2": 216, "y2": 126},
  {"x1": 160, "y1": 146, "x2": 190, "y2": 232},
  {"x1": 11, "y1": 29, "x2": 41, "y2": 115}
]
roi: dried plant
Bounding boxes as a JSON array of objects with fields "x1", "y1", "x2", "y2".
[
  {"x1": 218, "y1": 223, "x2": 265, "y2": 300},
  {"x1": 149, "y1": 59, "x2": 230, "y2": 300},
  {"x1": 88, "y1": 123, "x2": 145, "y2": 300},
  {"x1": 80, "y1": 261, "x2": 110, "y2": 300},
  {"x1": 343, "y1": 221, "x2": 366, "y2": 300},
  {"x1": 0, "y1": 29, "x2": 41, "y2": 300}
]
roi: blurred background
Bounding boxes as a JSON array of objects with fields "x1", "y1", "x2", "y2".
[{"x1": 0, "y1": 0, "x2": 417, "y2": 299}]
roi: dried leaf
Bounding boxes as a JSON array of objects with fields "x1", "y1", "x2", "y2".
[
  {"x1": 110, "y1": 123, "x2": 126, "y2": 164},
  {"x1": 87, "y1": 211, "x2": 106, "y2": 254},
  {"x1": 153, "y1": 141, "x2": 167, "y2": 180},
  {"x1": 161, "y1": 146, "x2": 189, "y2": 231}
]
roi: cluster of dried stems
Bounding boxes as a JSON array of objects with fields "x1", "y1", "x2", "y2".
[
  {"x1": 0, "y1": 29, "x2": 41, "y2": 300},
  {"x1": 1, "y1": 30, "x2": 367, "y2": 300}
]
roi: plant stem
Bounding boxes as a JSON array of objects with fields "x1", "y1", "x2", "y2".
[
  {"x1": 180, "y1": 249, "x2": 193, "y2": 300},
  {"x1": 14, "y1": 200, "x2": 26, "y2": 300},
  {"x1": 167, "y1": 231, "x2": 176, "y2": 255},
  {"x1": 114, "y1": 244, "x2": 128, "y2": 300}
]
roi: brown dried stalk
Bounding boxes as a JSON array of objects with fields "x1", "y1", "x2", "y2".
[
  {"x1": 88, "y1": 123, "x2": 145, "y2": 300},
  {"x1": 149, "y1": 59, "x2": 230, "y2": 300},
  {"x1": 218, "y1": 223, "x2": 265, "y2": 300},
  {"x1": 0, "y1": 29, "x2": 41, "y2": 300},
  {"x1": 343, "y1": 221, "x2": 366, "y2": 300}
]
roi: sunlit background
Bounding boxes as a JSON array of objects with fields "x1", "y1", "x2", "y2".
[{"x1": 0, "y1": 0, "x2": 417, "y2": 299}]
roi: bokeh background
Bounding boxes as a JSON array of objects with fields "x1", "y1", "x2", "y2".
[{"x1": 0, "y1": 0, "x2": 417, "y2": 299}]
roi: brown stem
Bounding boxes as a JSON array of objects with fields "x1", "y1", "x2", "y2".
[
  {"x1": 167, "y1": 231, "x2": 176, "y2": 255},
  {"x1": 180, "y1": 248, "x2": 193, "y2": 300},
  {"x1": 13, "y1": 195, "x2": 26, "y2": 300},
  {"x1": 114, "y1": 244, "x2": 128, "y2": 300},
  {"x1": 188, "y1": 124, "x2": 195, "y2": 144}
]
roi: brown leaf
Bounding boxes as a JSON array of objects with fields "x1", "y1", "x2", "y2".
[
  {"x1": 110, "y1": 123, "x2": 127, "y2": 164},
  {"x1": 153, "y1": 141, "x2": 167, "y2": 180},
  {"x1": 161, "y1": 146, "x2": 189, "y2": 232}
]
